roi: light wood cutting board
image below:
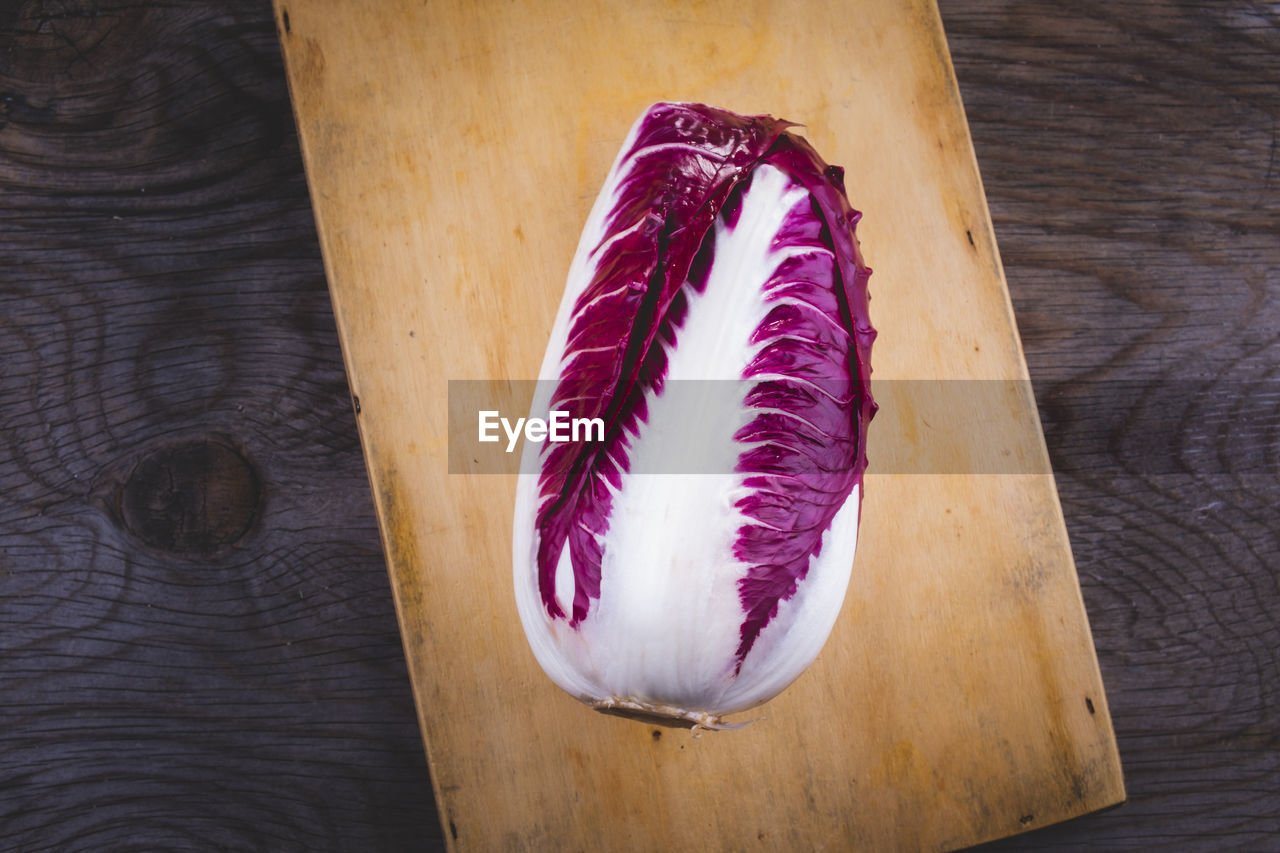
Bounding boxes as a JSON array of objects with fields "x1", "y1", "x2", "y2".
[{"x1": 274, "y1": 0, "x2": 1125, "y2": 849}]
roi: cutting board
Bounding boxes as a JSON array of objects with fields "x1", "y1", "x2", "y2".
[{"x1": 274, "y1": 0, "x2": 1125, "y2": 849}]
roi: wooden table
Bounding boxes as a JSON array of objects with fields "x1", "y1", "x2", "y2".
[{"x1": 1, "y1": 1, "x2": 1275, "y2": 849}]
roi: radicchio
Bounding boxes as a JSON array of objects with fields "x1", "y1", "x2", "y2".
[{"x1": 513, "y1": 102, "x2": 875, "y2": 728}]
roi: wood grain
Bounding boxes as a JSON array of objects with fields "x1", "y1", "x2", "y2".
[
  {"x1": 939, "y1": 0, "x2": 1280, "y2": 848},
  {"x1": 0, "y1": 3, "x2": 438, "y2": 850},
  {"x1": 1, "y1": 0, "x2": 1276, "y2": 850}
]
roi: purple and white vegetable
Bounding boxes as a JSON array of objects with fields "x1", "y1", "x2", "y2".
[{"x1": 513, "y1": 102, "x2": 876, "y2": 728}]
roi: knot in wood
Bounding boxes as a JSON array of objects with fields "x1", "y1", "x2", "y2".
[{"x1": 119, "y1": 438, "x2": 261, "y2": 556}]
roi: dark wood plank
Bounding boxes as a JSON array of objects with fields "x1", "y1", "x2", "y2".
[
  {"x1": 1, "y1": 0, "x2": 1276, "y2": 850},
  {"x1": 938, "y1": 0, "x2": 1280, "y2": 848},
  {"x1": 0, "y1": 2, "x2": 442, "y2": 850}
]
